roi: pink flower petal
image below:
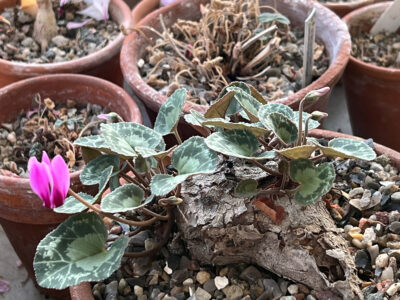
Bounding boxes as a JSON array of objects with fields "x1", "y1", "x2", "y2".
[
  {"x1": 41, "y1": 151, "x2": 51, "y2": 166},
  {"x1": 29, "y1": 158, "x2": 52, "y2": 208},
  {"x1": 49, "y1": 155, "x2": 70, "y2": 208},
  {"x1": 66, "y1": 20, "x2": 90, "y2": 30}
]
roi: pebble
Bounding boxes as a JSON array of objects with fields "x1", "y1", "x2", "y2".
[
  {"x1": 263, "y1": 279, "x2": 282, "y2": 299},
  {"x1": 349, "y1": 187, "x2": 364, "y2": 198},
  {"x1": 280, "y1": 297, "x2": 296, "y2": 300},
  {"x1": 105, "y1": 281, "x2": 118, "y2": 300},
  {"x1": 214, "y1": 276, "x2": 229, "y2": 290},
  {"x1": 240, "y1": 265, "x2": 262, "y2": 283},
  {"x1": 287, "y1": 284, "x2": 298, "y2": 295},
  {"x1": 380, "y1": 266, "x2": 394, "y2": 281},
  {"x1": 368, "y1": 244, "x2": 380, "y2": 265},
  {"x1": 51, "y1": 35, "x2": 70, "y2": 49},
  {"x1": 389, "y1": 221, "x2": 400, "y2": 234},
  {"x1": 386, "y1": 282, "x2": 400, "y2": 296},
  {"x1": 134, "y1": 285, "x2": 144, "y2": 296},
  {"x1": 203, "y1": 279, "x2": 217, "y2": 294},
  {"x1": 194, "y1": 287, "x2": 211, "y2": 300},
  {"x1": 196, "y1": 271, "x2": 211, "y2": 285},
  {"x1": 375, "y1": 254, "x2": 389, "y2": 268},
  {"x1": 391, "y1": 192, "x2": 400, "y2": 202},
  {"x1": 222, "y1": 285, "x2": 243, "y2": 300}
]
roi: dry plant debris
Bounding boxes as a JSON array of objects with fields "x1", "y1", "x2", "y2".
[
  {"x1": 0, "y1": 96, "x2": 107, "y2": 177},
  {"x1": 352, "y1": 31, "x2": 400, "y2": 68},
  {"x1": 138, "y1": 0, "x2": 329, "y2": 105}
]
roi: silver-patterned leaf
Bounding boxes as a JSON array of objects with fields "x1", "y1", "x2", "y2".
[
  {"x1": 80, "y1": 155, "x2": 120, "y2": 186},
  {"x1": 258, "y1": 103, "x2": 294, "y2": 125},
  {"x1": 258, "y1": 12, "x2": 290, "y2": 25},
  {"x1": 234, "y1": 179, "x2": 258, "y2": 196},
  {"x1": 101, "y1": 184, "x2": 145, "y2": 213},
  {"x1": 73, "y1": 135, "x2": 110, "y2": 152},
  {"x1": 154, "y1": 88, "x2": 186, "y2": 135},
  {"x1": 201, "y1": 118, "x2": 270, "y2": 137},
  {"x1": 34, "y1": 212, "x2": 129, "y2": 290},
  {"x1": 289, "y1": 159, "x2": 335, "y2": 205},
  {"x1": 101, "y1": 126, "x2": 137, "y2": 158},
  {"x1": 54, "y1": 192, "x2": 95, "y2": 214},
  {"x1": 205, "y1": 129, "x2": 275, "y2": 160},
  {"x1": 233, "y1": 89, "x2": 261, "y2": 122},
  {"x1": 150, "y1": 137, "x2": 218, "y2": 196},
  {"x1": 293, "y1": 111, "x2": 320, "y2": 131},
  {"x1": 322, "y1": 138, "x2": 376, "y2": 161},
  {"x1": 264, "y1": 112, "x2": 298, "y2": 144}
]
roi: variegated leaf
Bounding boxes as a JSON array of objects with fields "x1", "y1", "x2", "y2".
[
  {"x1": 80, "y1": 155, "x2": 120, "y2": 185},
  {"x1": 101, "y1": 184, "x2": 145, "y2": 213},
  {"x1": 205, "y1": 129, "x2": 275, "y2": 160},
  {"x1": 293, "y1": 111, "x2": 320, "y2": 131},
  {"x1": 150, "y1": 137, "x2": 218, "y2": 195},
  {"x1": 201, "y1": 118, "x2": 270, "y2": 137},
  {"x1": 54, "y1": 193, "x2": 95, "y2": 214},
  {"x1": 258, "y1": 103, "x2": 294, "y2": 123},
  {"x1": 34, "y1": 212, "x2": 129, "y2": 290},
  {"x1": 277, "y1": 145, "x2": 317, "y2": 160},
  {"x1": 234, "y1": 179, "x2": 258, "y2": 196},
  {"x1": 289, "y1": 159, "x2": 335, "y2": 205},
  {"x1": 264, "y1": 112, "x2": 298, "y2": 144},
  {"x1": 204, "y1": 90, "x2": 236, "y2": 119},
  {"x1": 319, "y1": 138, "x2": 376, "y2": 161},
  {"x1": 154, "y1": 88, "x2": 186, "y2": 135}
]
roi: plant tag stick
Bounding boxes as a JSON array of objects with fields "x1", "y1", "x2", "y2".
[
  {"x1": 370, "y1": 0, "x2": 400, "y2": 34},
  {"x1": 302, "y1": 8, "x2": 316, "y2": 88}
]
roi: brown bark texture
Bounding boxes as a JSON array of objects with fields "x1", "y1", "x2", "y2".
[{"x1": 176, "y1": 160, "x2": 362, "y2": 299}]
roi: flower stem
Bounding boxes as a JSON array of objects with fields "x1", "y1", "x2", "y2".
[
  {"x1": 126, "y1": 160, "x2": 148, "y2": 186},
  {"x1": 250, "y1": 160, "x2": 282, "y2": 177},
  {"x1": 296, "y1": 97, "x2": 306, "y2": 146}
]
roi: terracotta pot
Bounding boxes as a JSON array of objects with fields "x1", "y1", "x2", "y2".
[
  {"x1": 0, "y1": 74, "x2": 142, "y2": 299},
  {"x1": 0, "y1": 0, "x2": 132, "y2": 88},
  {"x1": 121, "y1": 0, "x2": 351, "y2": 138},
  {"x1": 320, "y1": 0, "x2": 383, "y2": 18},
  {"x1": 342, "y1": 2, "x2": 400, "y2": 151},
  {"x1": 69, "y1": 127, "x2": 400, "y2": 299},
  {"x1": 131, "y1": 0, "x2": 160, "y2": 25}
]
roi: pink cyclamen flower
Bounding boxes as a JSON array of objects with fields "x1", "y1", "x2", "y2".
[{"x1": 28, "y1": 152, "x2": 70, "y2": 209}]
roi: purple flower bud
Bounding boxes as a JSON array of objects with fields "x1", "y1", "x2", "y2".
[
  {"x1": 28, "y1": 151, "x2": 70, "y2": 209},
  {"x1": 305, "y1": 87, "x2": 330, "y2": 102}
]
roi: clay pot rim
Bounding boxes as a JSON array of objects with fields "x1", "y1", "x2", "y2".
[
  {"x1": 0, "y1": 73, "x2": 142, "y2": 185},
  {"x1": 0, "y1": 0, "x2": 132, "y2": 75},
  {"x1": 323, "y1": 0, "x2": 375, "y2": 10},
  {"x1": 343, "y1": 2, "x2": 400, "y2": 78},
  {"x1": 68, "y1": 128, "x2": 400, "y2": 300},
  {"x1": 121, "y1": 0, "x2": 351, "y2": 114}
]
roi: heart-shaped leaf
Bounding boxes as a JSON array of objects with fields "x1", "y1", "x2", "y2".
[
  {"x1": 289, "y1": 159, "x2": 335, "y2": 205},
  {"x1": 54, "y1": 192, "x2": 95, "y2": 214},
  {"x1": 233, "y1": 89, "x2": 261, "y2": 122},
  {"x1": 293, "y1": 111, "x2": 320, "y2": 131},
  {"x1": 277, "y1": 145, "x2": 317, "y2": 160},
  {"x1": 264, "y1": 113, "x2": 298, "y2": 144},
  {"x1": 318, "y1": 138, "x2": 376, "y2": 161},
  {"x1": 205, "y1": 129, "x2": 275, "y2": 160},
  {"x1": 201, "y1": 118, "x2": 270, "y2": 137},
  {"x1": 258, "y1": 12, "x2": 290, "y2": 25},
  {"x1": 248, "y1": 85, "x2": 268, "y2": 105},
  {"x1": 95, "y1": 166, "x2": 114, "y2": 200},
  {"x1": 101, "y1": 184, "x2": 145, "y2": 213},
  {"x1": 34, "y1": 212, "x2": 129, "y2": 290},
  {"x1": 184, "y1": 110, "x2": 207, "y2": 127},
  {"x1": 134, "y1": 146, "x2": 175, "y2": 159},
  {"x1": 150, "y1": 137, "x2": 218, "y2": 196},
  {"x1": 258, "y1": 103, "x2": 294, "y2": 123},
  {"x1": 101, "y1": 123, "x2": 164, "y2": 158},
  {"x1": 154, "y1": 88, "x2": 187, "y2": 135},
  {"x1": 73, "y1": 135, "x2": 110, "y2": 153},
  {"x1": 204, "y1": 90, "x2": 236, "y2": 119},
  {"x1": 80, "y1": 155, "x2": 120, "y2": 186},
  {"x1": 234, "y1": 179, "x2": 258, "y2": 196}
]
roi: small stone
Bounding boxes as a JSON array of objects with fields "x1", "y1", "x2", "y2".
[
  {"x1": 349, "y1": 187, "x2": 364, "y2": 198},
  {"x1": 138, "y1": 58, "x2": 145, "y2": 68},
  {"x1": 278, "y1": 279, "x2": 289, "y2": 294},
  {"x1": 287, "y1": 284, "x2": 298, "y2": 295},
  {"x1": 21, "y1": 37, "x2": 36, "y2": 48},
  {"x1": 183, "y1": 278, "x2": 194, "y2": 286},
  {"x1": 370, "y1": 162, "x2": 384, "y2": 172},
  {"x1": 355, "y1": 250, "x2": 370, "y2": 269},
  {"x1": 179, "y1": 256, "x2": 190, "y2": 269},
  {"x1": 262, "y1": 279, "x2": 282, "y2": 299},
  {"x1": 363, "y1": 227, "x2": 376, "y2": 243},
  {"x1": 391, "y1": 192, "x2": 400, "y2": 202},
  {"x1": 240, "y1": 266, "x2": 262, "y2": 283},
  {"x1": 51, "y1": 35, "x2": 70, "y2": 48},
  {"x1": 306, "y1": 296, "x2": 316, "y2": 300},
  {"x1": 18, "y1": 12, "x2": 33, "y2": 23},
  {"x1": 134, "y1": 285, "x2": 144, "y2": 296},
  {"x1": 387, "y1": 283, "x2": 400, "y2": 296},
  {"x1": 162, "y1": 296, "x2": 176, "y2": 300},
  {"x1": 164, "y1": 263, "x2": 173, "y2": 275},
  {"x1": 110, "y1": 225, "x2": 122, "y2": 235},
  {"x1": 375, "y1": 253, "x2": 389, "y2": 268},
  {"x1": 280, "y1": 297, "x2": 296, "y2": 300},
  {"x1": 223, "y1": 285, "x2": 243, "y2": 300},
  {"x1": 196, "y1": 271, "x2": 211, "y2": 285},
  {"x1": 368, "y1": 244, "x2": 379, "y2": 265},
  {"x1": 203, "y1": 279, "x2": 217, "y2": 294},
  {"x1": 380, "y1": 266, "x2": 394, "y2": 281},
  {"x1": 118, "y1": 279, "x2": 129, "y2": 295},
  {"x1": 389, "y1": 221, "x2": 400, "y2": 234},
  {"x1": 105, "y1": 281, "x2": 118, "y2": 300},
  {"x1": 352, "y1": 238, "x2": 366, "y2": 249},
  {"x1": 194, "y1": 287, "x2": 212, "y2": 300},
  {"x1": 219, "y1": 267, "x2": 229, "y2": 277},
  {"x1": 171, "y1": 269, "x2": 189, "y2": 285},
  {"x1": 167, "y1": 255, "x2": 181, "y2": 271},
  {"x1": 214, "y1": 276, "x2": 229, "y2": 290},
  {"x1": 150, "y1": 288, "x2": 161, "y2": 300},
  {"x1": 138, "y1": 295, "x2": 147, "y2": 300},
  {"x1": 6, "y1": 132, "x2": 16, "y2": 144}
]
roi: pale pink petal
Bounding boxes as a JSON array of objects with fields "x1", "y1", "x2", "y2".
[
  {"x1": 41, "y1": 151, "x2": 51, "y2": 166},
  {"x1": 49, "y1": 155, "x2": 70, "y2": 208},
  {"x1": 0, "y1": 279, "x2": 9, "y2": 293},
  {"x1": 160, "y1": 0, "x2": 178, "y2": 6},
  {"x1": 29, "y1": 158, "x2": 52, "y2": 208},
  {"x1": 66, "y1": 20, "x2": 90, "y2": 30},
  {"x1": 78, "y1": 0, "x2": 110, "y2": 21}
]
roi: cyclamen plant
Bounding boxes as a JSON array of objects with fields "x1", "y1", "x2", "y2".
[{"x1": 31, "y1": 82, "x2": 376, "y2": 290}]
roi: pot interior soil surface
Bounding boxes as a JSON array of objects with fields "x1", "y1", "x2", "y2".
[
  {"x1": 351, "y1": 31, "x2": 400, "y2": 68},
  {"x1": 0, "y1": 95, "x2": 107, "y2": 177},
  {"x1": 0, "y1": 1, "x2": 120, "y2": 63},
  {"x1": 138, "y1": 0, "x2": 329, "y2": 106},
  {"x1": 89, "y1": 140, "x2": 400, "y2": 299}
]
